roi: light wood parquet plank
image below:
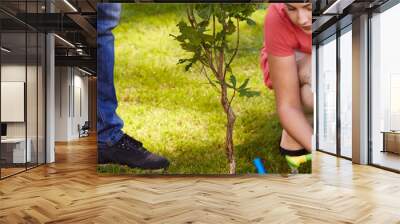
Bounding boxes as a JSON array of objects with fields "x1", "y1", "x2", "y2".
[{"x1": 0, "y1": 136, "x2": 399, "y2": 223}]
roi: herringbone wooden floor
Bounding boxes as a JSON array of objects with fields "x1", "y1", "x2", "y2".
[{"x1": 0, "y1": 136, "x2": 399, "y2": 224}]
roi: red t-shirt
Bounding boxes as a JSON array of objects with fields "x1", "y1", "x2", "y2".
[{"x1": 260, "y1": 3, "x2": 312, "y2": 89}]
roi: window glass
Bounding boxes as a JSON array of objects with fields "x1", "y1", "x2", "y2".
[
  {"x1": 339, "y1": 28, "x2": 352, "y2": 158},
  {"x1": 371, "y1": 3, "x2": 400, "y2": 171},
  {"x1": 1, "y1": 5, "x2": 28, "y2": 177},
  {"x1": 317, "y1": 35, "x2": 337, "y2": 154}
]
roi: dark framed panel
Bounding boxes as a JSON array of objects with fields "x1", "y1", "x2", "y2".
[
  {"x1": 314, "y1": 17, "x2": 353, "y2": 161},
  {"x1": 316, "y1": 33, "x2": 338, "y2": 155},
  {"x1": 0, "y1": 0, "x2": 47, "y2": 180}
]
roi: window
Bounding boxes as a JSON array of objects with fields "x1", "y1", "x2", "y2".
[
  {"x1": 370, "y1": 2, "x2": 400, "y2": 171},
  {"x1": 317, "y1": 35, "x2": 337, "y2": 154},
  {"x1": 339, "y1": 27, "x2": 352, "y2": 158},
  {"x1": 0, "y1": 1, "x2": 47, "y2": 179}
]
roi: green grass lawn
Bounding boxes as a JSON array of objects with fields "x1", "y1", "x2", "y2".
[{"x1": 97, "y1": 3, "x2": 311, "y2": 175}]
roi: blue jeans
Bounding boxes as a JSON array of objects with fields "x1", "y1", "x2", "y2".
[{"x1": 97, "y1": 3, "x2": 124, "y2": 147}]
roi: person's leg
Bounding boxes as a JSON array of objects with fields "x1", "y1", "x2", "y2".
[
  {"x1": 279, "y1": 53, "x2": 313, "y2": 155},
  {"x1": 97, "y1": 3, "x2": 124, "y2": 147},
  {"x1": 96, "y1": 4, "x2": 169, "y2": 169},
  {"x1": 280, "y1": 130, "x2": 305, "y2": 154},
  {"x1": 280, "y1": 53, "x2": 313, "y2": 170}
]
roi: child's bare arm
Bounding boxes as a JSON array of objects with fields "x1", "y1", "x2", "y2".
[{"x1": 268, "y1": 54, "x2": 313, "y2": 151}]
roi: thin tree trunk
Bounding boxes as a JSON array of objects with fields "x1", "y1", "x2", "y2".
[
  {"x1": 216, "y1": 35, "x2": 236, "y2": 174},
  {"x1": 221, "y1": 84, "x2": 236, "y2": 174}
]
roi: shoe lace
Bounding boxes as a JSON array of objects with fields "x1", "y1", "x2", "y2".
[{"x1": 118, "y1": 134, "x2": 148, "y2": 153}]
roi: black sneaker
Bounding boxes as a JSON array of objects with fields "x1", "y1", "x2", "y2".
[{"x1": 98, "y1": 134, "x2": 170, "y2": 170}]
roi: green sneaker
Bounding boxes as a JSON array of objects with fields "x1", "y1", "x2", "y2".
[{"x1": 285, "y1": 154, "x2": 312, "y2": 170}]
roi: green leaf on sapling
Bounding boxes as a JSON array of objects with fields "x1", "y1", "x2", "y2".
[
  {"x1": 246, "y1": 18, "x2": 256, "y2": 26},
  {"x1": 238, "y1": 78, "x2": 250, "y2": 90},
  {"x1": 229, "y1": 74, "x2": 237, "y2": 88}
]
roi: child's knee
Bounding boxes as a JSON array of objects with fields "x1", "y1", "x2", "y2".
[
  {"x1": 300, "y1": 84, "x2": 313, "y2": 112},
  {"x1": 296, "y1": 54, "x2": 311, "y2": 85}
]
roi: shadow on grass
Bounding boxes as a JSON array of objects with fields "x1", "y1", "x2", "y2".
[
  {"x1": 235, "y1": 108, "x2": 312, "y2": 174},
  {"x1": 97, "y1": 141, "x2": 229, "y2": 175}
]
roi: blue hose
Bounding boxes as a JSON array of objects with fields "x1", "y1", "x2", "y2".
[{"x1": 253, "y1": 157, "x2": 267, "y2": 174}]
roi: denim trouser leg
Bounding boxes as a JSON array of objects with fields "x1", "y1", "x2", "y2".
[{"x1": 97, "y1": 3, "x2": 124, "y2": 147}]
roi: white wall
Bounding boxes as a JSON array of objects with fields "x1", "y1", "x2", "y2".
[
  {"x1": 55, "y1": 66, "x2": 70, "y2": 141},
  {"x1": 1, "y1": 65, "x2": 34, "y2": 138},
  {"x1": 54, "y1": 67, "x2": 89, "y2": 141},
  {"x1": 1, "y1": 63, "x2": 46, "y2": 164},
  {"x1": 1, "y1": 65, "x2": 26, "y2": 139},
  {"x1": 1, "y1": 65, "x2": 26, "y2": 81},
  {"x1": 46, "y1": 33, "x2": 55, "y2": 163},
  {"x1": 72, "y1": 72, "x2": 89, "y2": 138}
]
